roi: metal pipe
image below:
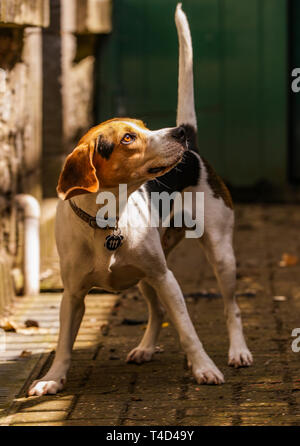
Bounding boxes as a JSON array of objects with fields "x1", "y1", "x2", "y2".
[{"x1": 15, "y1": 194, "x2": 40, "y2": 296}]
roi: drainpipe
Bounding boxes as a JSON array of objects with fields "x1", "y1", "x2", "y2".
[{"x1": 15, "y1": 194, "x2": 40, "y2": 296}]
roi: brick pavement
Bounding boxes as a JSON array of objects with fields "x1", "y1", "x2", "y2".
[{"x1": 1, "y1": 204, "x2": 300, "y2": 425}]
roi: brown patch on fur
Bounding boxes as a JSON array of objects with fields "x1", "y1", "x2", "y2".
[
  {"x1": 78, "y1": 118, "x2": 147, "y2": 146},
  {"x1": 202, "y1": 157, "x2": 233, "y2": 209},
  {"x1": 90, "y1": 119, "x2": 149, "y2": 188}
]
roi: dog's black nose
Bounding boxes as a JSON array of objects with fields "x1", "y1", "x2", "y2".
[{"x1": 171, "y1": 126, "x2": 186, "y2": 143}]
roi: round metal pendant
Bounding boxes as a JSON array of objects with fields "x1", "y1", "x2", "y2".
[{"x1": 104, "y1": 234, "x2": 124, "y2": 251}]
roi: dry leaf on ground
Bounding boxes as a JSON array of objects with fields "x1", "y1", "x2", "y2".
[
  {"x1": 0, "y1": 318, "x2": 17, "y2": 332},
  {"x1": 19, "y1": 350, "x2": 32, "y2": 358},
  {"x1": 279, "y1": 253, "x2": 299, "y2": 267},
  {"x1": 24, "y1": 319, "x2": 39, "y2": 328},
  {"x1": 273, "y1": 296, "x2": 287, "y2": 302}
]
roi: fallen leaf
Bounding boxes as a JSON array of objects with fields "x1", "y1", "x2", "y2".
[
  {"x1": 161, "y1": 322, "x2": 169, "y2": 328},
  {"x1": 279, "y1": 253, "x2": 299, "y2": 267},
  {"x1": 0, "y1": 318, "x2": 17, "y2": 332},
  {"x1": 24, "y1": 319, "x2": 39, "y2": 328},
  {"x1": 273, "y1": 295, "x2": 287, "y2": 302},
  {"x1": 19, "y1": 350, "x2": 32, "y2": 358}
]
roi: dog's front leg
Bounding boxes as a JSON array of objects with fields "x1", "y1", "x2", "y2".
[
  {"x1": 28, "y1": 291, "x2": 85, "y2": 396},
  {"x1": 151, "y1": 269, "x2": 224, "y2": 385}
]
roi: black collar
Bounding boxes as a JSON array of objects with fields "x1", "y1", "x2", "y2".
[{"x1": 69, "y1": 199, "x2": 109, "y2": 229}]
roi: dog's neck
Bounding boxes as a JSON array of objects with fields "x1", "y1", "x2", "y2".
[{"x1": 72, "y1": 182, "x2": 143, "y2": 219}]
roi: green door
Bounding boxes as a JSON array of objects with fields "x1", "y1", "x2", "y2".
[
  {"x1": 95, "y1": 0, "x2": 287, "y2": 187},
  {"x1": 290, "y1": 0, "x2": 300, "y2": 183}
]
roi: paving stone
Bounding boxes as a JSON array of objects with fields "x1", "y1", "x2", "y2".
[
  {"x1": 10, "y1": 410, "x2": 68, "y2": 424},
  {"x1": 17, "y1": 396, "x2": 73, "y2": 412},
  {"x1": 70, "y1": 395, "x2": 123, "y2": 420}
]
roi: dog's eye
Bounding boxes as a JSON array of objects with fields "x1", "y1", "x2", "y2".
[{"x1": 121, "y1": 133, "x2": 135, "y2": 144}]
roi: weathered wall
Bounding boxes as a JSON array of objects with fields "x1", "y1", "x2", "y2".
[
  {"x1": 0, "y1": 0, "x2": 49, "y2": 27},
  {"x1": 40, "y1": 0, "x2": 112, "y2": 288},
  {"x1": 0, "y1": 0, "x2": 49, "y2": 314},
  {"x1": 42, "y1": 0, "x2": 112, "y2": 197}
]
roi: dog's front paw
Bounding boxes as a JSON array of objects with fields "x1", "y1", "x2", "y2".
[
  {"x1": 189, "y1": 359, "x2": 224, "y2": 385},
  {"x1": 228, "y1": 346, "x2": 253, "y2": 368},
  {"x1": 126, "y1": 346, "x2": 155, "y2": 364},
  {"x1": 28, "y1": 377, "x2": 66, "y2": 396}
]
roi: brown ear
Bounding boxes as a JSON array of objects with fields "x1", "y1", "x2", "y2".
[{"x1": 56, "y1": 141, "x2": 99, "y2": 200}]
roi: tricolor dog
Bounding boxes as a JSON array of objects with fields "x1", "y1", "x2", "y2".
[{"x1": 29, "y1": 4, "x2": 252, "y2": 396}]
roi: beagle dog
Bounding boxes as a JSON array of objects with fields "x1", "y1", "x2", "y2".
[{"x1": 28, "y1": 4, "x2": 252, "y2": 396}]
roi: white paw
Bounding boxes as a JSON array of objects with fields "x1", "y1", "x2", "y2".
[
  {"x1": 126, "y1": 346, "x2": 155, "y2": 364},
  {"x1": 28, "y1": 377, "x2": 66, "y2": 396},
  {"x1": 188, "y1": 357, "x2": 224, "y2": 385},
  {"x1": 192, "y1": 362, "x2": 225, "y2": 385},
  {"x1": 228, "y1": 346, "x2": 253, "y2": 368}
]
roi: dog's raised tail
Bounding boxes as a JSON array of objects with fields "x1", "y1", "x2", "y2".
[{"x1": 175, "y1": 3, "x2": 197, "y2": 130}]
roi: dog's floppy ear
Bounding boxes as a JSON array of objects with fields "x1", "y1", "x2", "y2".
[{"x1": 56, "y1": 140, "x2": 99, "y2": 200}]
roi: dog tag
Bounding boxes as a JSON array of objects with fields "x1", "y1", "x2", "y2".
[{"x1": 104, "y1": 233, "x2": 124, "y2": 251}]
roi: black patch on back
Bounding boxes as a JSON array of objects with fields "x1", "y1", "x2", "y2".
[
  {"x1": 95, "y1": 135, "x2": 114, "y2": 159},
  {"x1": 201, "y1": 157, "x2": 233, "y2": 209}
]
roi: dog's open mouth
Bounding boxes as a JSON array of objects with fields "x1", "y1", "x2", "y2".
[
  {"x1": 148, "y1": 166, "x2": 167, "y2": 174},
  {"x1": 148, "y1": 154, "x2": 183, "y2": 175}
]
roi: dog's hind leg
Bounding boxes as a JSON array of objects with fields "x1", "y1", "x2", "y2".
[
  {"x1": 126, "y1": 280, "x2": 165, "y2": 364},
  {"x1": 200, "y1": 222, "x2": 253, "y2": 368}
]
